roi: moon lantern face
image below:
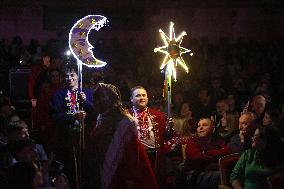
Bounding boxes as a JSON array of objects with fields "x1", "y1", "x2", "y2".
[{"x1": 69, "y1": 15, "x2": 109, "y2": 68}]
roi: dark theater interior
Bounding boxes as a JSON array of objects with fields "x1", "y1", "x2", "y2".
[{"x1": 1, "y1": 1, "x2": 284, "y2": 189}]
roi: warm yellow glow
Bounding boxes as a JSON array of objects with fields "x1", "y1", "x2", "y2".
[{"x1": 154, "y1": 22, "x2": 192, "y2": 81}]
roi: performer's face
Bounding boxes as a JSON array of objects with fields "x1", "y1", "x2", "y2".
[
  {"x1": 65, "y1": 70, "x2": 78, "y2": 89},
  {"x1": 131, "y1": 88, "x2": 148, "y2": 110}
]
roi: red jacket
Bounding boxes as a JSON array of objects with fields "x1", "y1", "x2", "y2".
[
  {"x1": 128, "y1": 107, "x2": 166, "y2": 150},
  {"x1": 128, "y1": 107, "x2": 166, "y2": 185},
  {"x1": 185, "y1": 136, "x2": 231, "y2": 170}
]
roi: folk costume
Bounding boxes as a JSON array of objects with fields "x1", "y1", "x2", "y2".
[
  {"x1": 129, "y1": 107, "x2": 166, "y2": 185},
  {"x1": 90, "y1": 84, "x2": 159, "y2": 189},
  {"x1": 50, "y1": 87, "x2": 94, "y2": 188}
]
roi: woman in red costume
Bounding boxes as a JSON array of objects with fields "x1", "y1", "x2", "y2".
[{"x1": 90, "y1": 83, "x2": 159, "y2": 189}]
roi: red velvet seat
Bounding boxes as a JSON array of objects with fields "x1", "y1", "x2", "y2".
[
  {"x1": 218, "y1": 153, "x2": 240, "y2": 188},
  {"x1": 267, "y1": 171, "x2": 284, "y2": 189}
]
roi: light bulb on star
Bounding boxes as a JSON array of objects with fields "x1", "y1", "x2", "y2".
[{"x1": 154, "y1": 22, "x2": 193, "y2": 81}]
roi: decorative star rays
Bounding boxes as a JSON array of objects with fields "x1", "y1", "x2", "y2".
[
  {"x1": 154, "y1": 22, "x2": 192, "y2": 81},
  {"x1": 154, "y1": 22, "x2": 193, "y2": 118}
]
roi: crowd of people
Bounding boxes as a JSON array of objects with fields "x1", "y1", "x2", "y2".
[{"x1": 0, "y1": 34, "x2": 284, "y2": 189}]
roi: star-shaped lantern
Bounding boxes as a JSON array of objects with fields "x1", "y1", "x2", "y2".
[{"x1": 154, "y1": 22, "x2": 192, "y2": 81}]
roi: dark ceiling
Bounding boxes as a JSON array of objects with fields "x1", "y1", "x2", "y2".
[{"x1": 2, "y1": 0, "x2": 284, "y2": 8}]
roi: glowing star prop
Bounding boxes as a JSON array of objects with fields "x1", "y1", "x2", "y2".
[
  {"x1": 69, "y1": 15, "x2": 109, "y2": 68},
  {"x1": 154, "y1": 22, "x2": 193, "y2": 118},
  {"x1": 154, "y1": 22, "x2": 192, "y2": 81}
]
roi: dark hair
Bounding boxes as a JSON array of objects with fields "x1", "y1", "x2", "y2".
[
  {"x1": 258, "y1": 126, "x2": 284, "y2": 167},
  {"x1": 93, "y1": 83, "x2": 127, "y2": 116},
  {"x1": 179, "y1": 101, "x2": 192, "y2": 114},
  {"x1": 265, "y1": 108, "x2": 279, "y2": 123},
  {"x1": 198, "y1": 87, "x2": 211, "y2": 97},
  {"x1": 62, "y1": 62, "x2": 78, "y2": 74},
  {"x1": 49, "y1": 68, "x2": 61, "y2": 74},
  {"x1": 41, "y1": 52, "x2": 50, "y2": 58},
  {"x1": 8, "y1": 161, "x2": 37, "y2": 189},
  {"x1": 7, "y1": 124, "x2": 27, "y2": 135},
  {"x1": 49, "y1": 69, "x2": 62, "y2": 82}
]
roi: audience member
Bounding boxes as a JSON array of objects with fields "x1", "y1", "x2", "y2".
[
  {"x1": 8, "y1": 161, "x2": 69, "y2": 189},
  {"x1": 210, "y1": 78, "x2": 227, "y2": 104},
  {"x1": 217, "y1": 112, "x2": 239, "y2": 142},
  {"x1": 179, "y1": 101, "x2": 197, "y2": 132},
  {"x1": 164, "y1": 117, "x2": 194, "y2": 156},
  {"x1": 28, "y1": 53, "x2": 51, "y2": 130},
  {"x1": 213, "y1": 98, "x2": 230, "y2": 128},
  {"x1": 36, "y1": 69, "x2": 61, "y2": 154},
  {"x1": 177, "y1": 118, "x2": 231, "y2": 189},
  {"x1": 227, "y1": 93, "x2": 240, "y2": 114},
  {"x1": 262, "y1": 107, "x2": 279, "y2": 127},
  {"x1": 28, "y1": 53, "x2": 51, "y2": 108},
  {"x1": 228, "y1": 112, "x2": 257, "y2": 153},
  {"x1": 193, "y1": 88, "x2": 214, "y2": 120},
  {"x1": 250, "y1": 94, "x2": 266, "y2": 120},
  {"x1": 230, "y1": 126, "x2": 284, "y2": 189}
]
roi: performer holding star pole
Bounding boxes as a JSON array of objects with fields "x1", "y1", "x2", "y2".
[{"x1": 129, "y1": 85, "x2": 166, "y2": 188}]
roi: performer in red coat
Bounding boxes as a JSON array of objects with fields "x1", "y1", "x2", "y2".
[
  {"x1": 128, "y1": 86, "x2": 166, "y2": 187},
  {"x1": 91, "y1": 83, "x2": 159, "y2": 189}
]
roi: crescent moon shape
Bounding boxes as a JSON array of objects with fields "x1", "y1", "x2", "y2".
[{"x1": 69, "y1": 15, "x2": 109, "y2": 68}]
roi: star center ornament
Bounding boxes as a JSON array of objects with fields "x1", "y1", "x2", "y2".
[{"x1": 154, "y1": 22, "x2": 193, "y2": 81}]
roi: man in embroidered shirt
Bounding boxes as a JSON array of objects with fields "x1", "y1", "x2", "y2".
[
  {"x1": 50, "y1": 63, "x2": 94, "y2": 188},
  {"x1": 129, "y1": 86, "x2": 166, "y2": 187}
]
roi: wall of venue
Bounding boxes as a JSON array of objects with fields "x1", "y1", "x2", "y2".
[{"x1": 1, "y1": 5, "x2": 284, "y2": 45}]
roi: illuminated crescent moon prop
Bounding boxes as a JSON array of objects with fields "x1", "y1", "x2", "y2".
[
  {"x1": 69, "y1": 15, "x2": 109, "y2": 68},
  {"x1": 154, "y1": 22, "x2": 193, "y2": 118}
]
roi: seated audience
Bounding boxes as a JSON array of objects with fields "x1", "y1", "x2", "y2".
[
  {"x1": 226, "y1": 93, "x2": 240, "y2": 114},
  {"x1": 213, "y1": 98, "x2": 230, "y2": 128},
  {"x1": 7, "y1": 161, "x2": 69, "y2": 189},
  {"x1": 179, "y1": 101, "x2": 197, "y2": 132},
  {"x1": 7, "y1": 120, "x2": 47, "y2": 162},
  {"x1": 228, "y1": 112, "x2": 257, "y2": 153},
  {"x1": 164, "y1": 116, "x2": 194, "y2": 156},
  {"x1": 262, "y1": 107, "x2": 279, "y2": 127},
  {"x1": 217, "y1": 112, "x2": 239, "y2": 142},
  {"x1": 230, "y1": 126, "x2": 284, "y2": 189},
  {"x1": 177, "y1": 117, "x2": 231, "y2": 189},
  {"x1": 192, "y1": 88, "x2": 214, "y2": 120},
  {"x1": 250, "y1": 94, "x2": 266, "y2": 120},
  {"x1": 164, "y1": 116, "x2": 194, "y2": 187}
]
